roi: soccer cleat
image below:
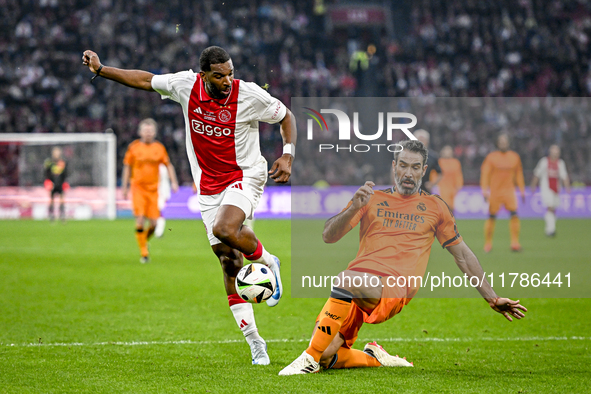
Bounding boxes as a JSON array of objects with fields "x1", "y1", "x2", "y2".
[
  {"x1": 154, "y1": 217, "x2": 166, "y2": 238},
  {"x1": 140, "y1": 256, "x2": 150, "y2": 264},
  {"x1": 250, "y1": 338, "x2": 270, "y2": 365},
  {"x1": 363, "y1": 342, "x2": 413, "y2": 367},
  {"x1": 278, "y1": 351, "x2": 319, "y2": 375},
  {"x1": 510, "y1": 244, "x2": 522, "y2": 252},
  {"x1": 483, "y1": 243, "x2": 492, "y2": 253},
  {"x1": 266, "y1": 255, "x2": 283, "y2": 307}
]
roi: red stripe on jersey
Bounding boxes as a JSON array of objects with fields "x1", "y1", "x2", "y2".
[
  {"x1": 548, "y1": 158, "x2": 559, "y2": 193},
  {"x1": 188, "y1": 76, "x2": 242, "y2": 195}
]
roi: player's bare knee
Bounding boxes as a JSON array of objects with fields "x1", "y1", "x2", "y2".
[{"x1": 212, "y1": 221, "x2": 238, "y2": 243}]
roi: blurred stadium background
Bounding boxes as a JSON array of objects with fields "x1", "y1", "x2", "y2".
[
  {"x1": 2, "y1": 2, "x2": 591, "y2": 392},
  {"x1": 1, "y1": 0, "x2": 590, "y2": 197}
]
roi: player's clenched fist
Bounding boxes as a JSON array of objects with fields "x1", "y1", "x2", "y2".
[
  {"x1": 82, "y1": 50, "x2": 101, "y2": 74},
  {"x1": 352, "y1": 181, "x2": 375, "y2": 210}
]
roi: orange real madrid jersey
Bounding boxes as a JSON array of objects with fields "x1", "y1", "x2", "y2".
[
  {"x1": 343, "y1": 188, "x2": 462, "y2": 297},
  {"x1": 480, "y1": 150, "x2": 525, "y2": 196},
  {"x1": 123, "y1": 140, "x2": 170, "y2": 191}
]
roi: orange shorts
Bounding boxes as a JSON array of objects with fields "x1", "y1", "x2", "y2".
[
  {"x1": 131, "y1": 185, "x2": 159, "y2": 219},
  {"x1": 321, "y1": 276, "x2": 411, "y2": 349},
  {"x1": 489, "y1": 193, "x2": 517, "y2": 215}
]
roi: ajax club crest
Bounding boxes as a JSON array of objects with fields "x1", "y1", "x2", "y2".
[{"x1": 218, "y1": 109, "x2": 232, "y2": 123}]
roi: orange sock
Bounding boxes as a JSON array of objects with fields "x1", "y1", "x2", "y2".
[
  {"x1": 135, "y1": 227, "x2": 148, "y2": 257},
  {"x1": 330, "y1": 347, "x2": 381, "y2": 369},
  {"x1": 510, "y1": 216, "x2": 520, "y2": 246},
  {"x1": 484, "y1": 218, "x2": 496, "y2": 245},
  {"x1": 146, "y1": 225, "x2": 156, "y2": 241},
  {"x1": 306, "y1": 289, "x2": 353, "y2": 362}
]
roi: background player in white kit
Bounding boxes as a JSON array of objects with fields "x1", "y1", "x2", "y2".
[
  {"x1": 82, "y1": 46, "x2": 296, "y2": 365},
  {"x1": 531, "y1": 144, "x2": 570, "y2": 237},
  {"x1": 155, "y1": 164, "x2": 171, "y2": 238}
]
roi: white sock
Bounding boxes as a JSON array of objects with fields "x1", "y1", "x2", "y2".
[
  {"x1": 230, "y1": 303, "x2": 263, "y2": 346},
  {"x1": 250, "y1": 245, "x2": 275, "y2": 267},
  {"x1": 544, "y1": 211, "x2": 556, "y2": 234}
]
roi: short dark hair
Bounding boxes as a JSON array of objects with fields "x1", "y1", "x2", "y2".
[
  {"x1": 393, "y1": 140, "x2": 428, "y2": 166},
  {"x1": 199, "y1": 46, "x2": 231, "y2": 72}
]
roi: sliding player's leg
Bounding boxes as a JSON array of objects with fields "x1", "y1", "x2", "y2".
[
  {"x1": 279, "y1": 272, "x2": 413, "y2": 375},
  {"x1": 326, "y1": 281, "x2": 413, "y2": 369},
  {"x1": 212, "y1": 180, "x2": 282, "y2": 307},
  {"x1": 279, "y1": 271, "x2": 381, "y2": 375},
  {"x1": 318, "y1": 305, "x2": 381, "y2": 369}
]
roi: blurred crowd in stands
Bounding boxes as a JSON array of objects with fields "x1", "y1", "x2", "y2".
[{"x1": 1, "y1": 0, "x2": 590, "y2": 186}]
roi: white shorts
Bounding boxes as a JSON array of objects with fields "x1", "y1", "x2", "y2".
[
  {"x1": 199, "y1": 163, "x2": 267, "y2": 245},
  {"x1": 541, "y1": 189, "x2": 560, "y2": 209}
]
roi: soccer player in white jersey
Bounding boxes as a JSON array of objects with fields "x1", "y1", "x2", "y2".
[
  {"x1": 82, "y1": 46, "x2": 296, "y2": 365},
  {"x1": 531, "y1": 144, "x2": 570, "y2": 237}
]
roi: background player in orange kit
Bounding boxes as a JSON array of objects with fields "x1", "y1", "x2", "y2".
[
  {"x1": 122, "y1": 118, "x2": 179, "y2": 263},
  {"x1": 436, "y1": 145, "x2": 463, "y2": 211},
  {"x1": 279, "y1": 140, "x2": 527, "y2": 375},
  {"x1": 480, "y1": 134, "x2": 525, "y2": 253}
]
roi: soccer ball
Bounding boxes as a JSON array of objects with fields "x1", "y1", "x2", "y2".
[{"x1": 235, "y1": 263, "x2": 276, "y2": 303}]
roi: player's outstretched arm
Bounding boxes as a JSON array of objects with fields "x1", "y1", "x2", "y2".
[
  {"x1": 269, "y1": 108, "x2": 296, "y2": 183},
  {"x1": 166, "y1": 163, "x2": 179, "y2": 193},
  {"x1": 530, "y1": 175, "x2": 539, "y2": 193},
  {"x1": 322, "y1": 181, "x2": 374, "y2": 243},
  {"x1": 121, "y1": 164, "x2": 131, "y2": 200},
  {"x1": 82, "y1": 50, "x2": 154, "y2": 91},
  {"x1": 447, "y1": 241, "x2": 527, "y2": 322}
]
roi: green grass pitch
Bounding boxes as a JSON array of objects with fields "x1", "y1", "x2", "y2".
[{"x1": 0, "y1": 219, "x2": 590, "y2": 393}]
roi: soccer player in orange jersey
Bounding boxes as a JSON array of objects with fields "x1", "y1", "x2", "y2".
[
  {"x1": 437, "y1": 145, "x2": 464, "y2": 211},
  {"x1": 122, "y1": 118, "x2": 179, "y2": 263},
  {"x1": 480, "y1": 134, "x2": 525, "y2": 253},
  {"x1": 279, "y1": 140, "x2": 527, "y2": 375}
]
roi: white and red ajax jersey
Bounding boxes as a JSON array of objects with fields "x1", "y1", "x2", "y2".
[
  {"x1": 151, "y1": 71, "x2": 286, "y2": 195},
  {"x1": 533, "y1": 157, "x2": 568, "y2": 193}
]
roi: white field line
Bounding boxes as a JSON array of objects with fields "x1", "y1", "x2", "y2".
[{"x1": 3, "y1": 336, "x2": 590, "y2": 348}]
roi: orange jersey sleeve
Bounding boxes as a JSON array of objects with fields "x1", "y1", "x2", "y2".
[
  {"x1": 433, "y1": 195, "x2": 462, "y2": 248},
  {"x1": 341, "y1": 199, "x2": 370, "y2": 229},
  {"x1": 123, "y1": 140, "x2": 137, "y2": 167}
]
